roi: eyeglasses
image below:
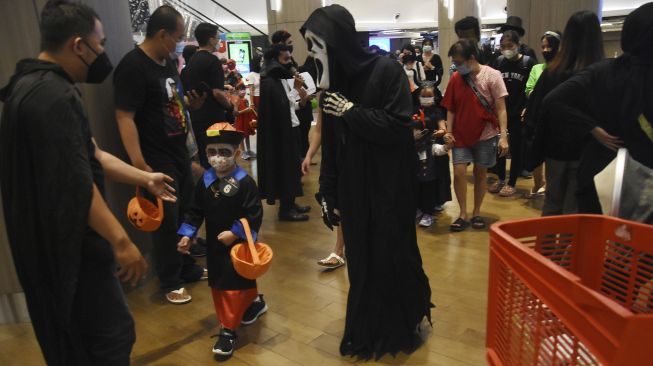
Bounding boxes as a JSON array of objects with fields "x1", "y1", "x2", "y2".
[{"x1": 206, "y1": 148, "x2": 234, "y2": 157}]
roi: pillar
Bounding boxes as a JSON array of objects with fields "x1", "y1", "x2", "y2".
[
  {"x1": 0, "y1": 0, "x2": 152, "y2": 323},
  {"x1": 437, "y1": 0, "x2": 481, "y2": 88},
  {"x1": 508, "y1": 0, "x2": 601, "y2": 60},
  {"x1": 266, "y1": 0, "x2": 322, "y2": 65}
]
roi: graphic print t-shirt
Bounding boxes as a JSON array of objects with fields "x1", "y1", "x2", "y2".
[{"x1": 114, "y1": 46, "x2": 189, "y2": 169}]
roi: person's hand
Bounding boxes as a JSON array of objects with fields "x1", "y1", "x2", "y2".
[
  {"x1": 315, "y1": 192, "x2": 340, "y2": 230},
  {"x1": 498, "y1": 135, "x2": 510, "y2": 157},
  {"x1": 217, "y1": 231, "x2": 238, "y2": 246},
  {"x1": 591, "y1": 127, "x2": 623, "y2": 151},
  {"x1": 249, "y1": 119, "x2": 258, "y2": 129},
  {"x1": 433, "y1": 129, "x2": 446, "y2": 138},
  {"x1": 224, "y1": 84, "x2": 234, "y2": 91},
  {"x1": 177, "y1": 236, "x2": 192, "y2": 254},
  {"x1": 114, "y1": 239, "x2": 148, "y2": 287},
  {"x1": 301, "y1": 156, "x2": 312, "y2": 175},
  {"x1": 443, "y1": 132, "x2": 456, "y2": 145},
  {"x1": 294, "y1": 74, "x2": 305, "y2": 90},
  {"x1": 322, "y1": 92, "x2": 354, "y2": 117},
  {"x1": 413, "y1": 129, "x2": 423, "y2": 140},
  {"x1": 520, "y1": 108, "x2": 527, "y2": 122},
  {"x1": 186, "y1": 90, "x2": 207, "y2": 110},
  {"x1": 145, "y1": 172, "x2": 177, "y2": 203}
]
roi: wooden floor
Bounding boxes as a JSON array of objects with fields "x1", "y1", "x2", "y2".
[{"x1": 0, "y1": 155, "x2": 543, "y2": 365}]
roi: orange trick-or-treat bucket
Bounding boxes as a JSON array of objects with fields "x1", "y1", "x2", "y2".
[
  {"x1": 127, "y1": 186, "x2": 164, "y2": 232},
  {"x1": 231, "y1": 218, "x2": 273, "y2": 280}
]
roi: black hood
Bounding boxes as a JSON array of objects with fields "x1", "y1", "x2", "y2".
[
  {"x1": 300, "y1": 5, "x2": 378, "y2": 90},
  {"x1": 261, "y1": 59, "x2": 295, "y2": 80},
  {"x1": 621, "y1": 2, "x2": 653, "y2": 63},
  {"x1": 0, "y1": 59, "x2": 72, "y2": 102}
]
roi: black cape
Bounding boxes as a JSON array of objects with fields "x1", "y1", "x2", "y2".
[
  {"x1": 0, "y1": 60, "x2": 96, "y2": 364},
  {"x1": 256, "y1": 61, "x2": 303, "y2": 202},
  {"x1": 302, "y1": 5, "x2": 432, "y2": 360}
]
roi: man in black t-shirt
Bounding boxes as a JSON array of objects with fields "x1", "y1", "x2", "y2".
[
  {"x1": 114, "y1": 5, "x2": 206, "y2": 305},
  {"x1": 182, "y1": 22, "x2": 235, "y2": 169}
]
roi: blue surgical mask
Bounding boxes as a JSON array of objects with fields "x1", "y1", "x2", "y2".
[{"x1": 457, "y1": 63, "x2": 471, "y2": 75}]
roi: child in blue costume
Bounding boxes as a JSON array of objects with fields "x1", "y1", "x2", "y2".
[{"x1": 177, "y1": 123, "x2": 266, "y2": 357}]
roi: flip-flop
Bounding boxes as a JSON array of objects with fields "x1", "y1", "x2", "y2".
[
  {"x1": 166, "y1": 287, "x2": 192, "y2": 305},
  {"x1": 317, "y1": 253, "x2": 346, "y2": 268},
  {"x1": 470, "y1": 216, "x2": 486, "y2": 229},
  {"x1": 450, "y1": 217, "x2": 470, "y2": 232}
]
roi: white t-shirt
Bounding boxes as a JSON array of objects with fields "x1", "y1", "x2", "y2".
[{"x1": 245, "y1": 72, "x2": 260, "y2": 96}]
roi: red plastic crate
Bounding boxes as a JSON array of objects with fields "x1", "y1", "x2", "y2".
[{"x1": 486, "y1": 215, "x2": 653, "y2": 366}]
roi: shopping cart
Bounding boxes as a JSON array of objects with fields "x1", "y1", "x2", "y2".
[{"x1": 486, "y1": 215, "x2": 653, "y2": 365}]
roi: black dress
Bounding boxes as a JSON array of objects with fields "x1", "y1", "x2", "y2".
[
  {"x1": 302, "y1": 5, "x2": 432, "y2": 360},
  {"x1": 178, "y1": 166, "x2": 263, "y2": 290}
]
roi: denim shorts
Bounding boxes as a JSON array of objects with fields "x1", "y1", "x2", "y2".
[{"x1": 452, "y1": 136, "x2": 498, "y2": 168}]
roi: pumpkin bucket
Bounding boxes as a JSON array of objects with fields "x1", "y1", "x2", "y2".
[
  {"x1": 127, "y1": 186, "x2": 164, "y2": 232},
  {"x1": 230, "y1": 218, "x2": 273, "y2": 280}
]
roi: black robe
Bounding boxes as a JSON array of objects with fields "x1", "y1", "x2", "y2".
[
  {"x1": 302, "y1": 5, "x2": 432, "y2": 360},
  {"x1": 178, "y1": 166, "x2": 263, "y2": 289},
  {"x1": 256, "y1": 61, "x2": 303, "y2": 203},
  {"x1": 0, "y1": 60, "x2": 98, "y2": 364}
]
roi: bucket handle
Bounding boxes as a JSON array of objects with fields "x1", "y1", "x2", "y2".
[
  {"x1": 136, "y1": 186, "x2": 164, "y2": 221},
  {"x1": 239, "y1": 218, "x2": 260, "y2": 265}
]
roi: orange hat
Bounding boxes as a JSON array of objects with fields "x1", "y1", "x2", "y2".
[
  {"x1": 127, "y1": 187, "x2": 164, "y2": 232},
  {"x1": 206, "y1": 122, "x2": 244, "y2": 145}
]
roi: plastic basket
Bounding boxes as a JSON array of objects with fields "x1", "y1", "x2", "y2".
[{"x1": 487, "y1": 215, "x2": 653, "y2": 366}]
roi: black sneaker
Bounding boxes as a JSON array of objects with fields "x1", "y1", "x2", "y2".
[
  {"x1": 241, "y1": 295, "x2": 268, "y2": 325},
  {"x1": 293, "y1": 203, "x2": 311, "y2": 214},
  {"x1": 190, "y1": 238, "x2": 207, "y2": 257},
  {"x1": 278, "y1": 209, "x2": 309, "y2": 221},
  {"x1": 212, "y1": 328, "x2": 237, "y2": 355}
]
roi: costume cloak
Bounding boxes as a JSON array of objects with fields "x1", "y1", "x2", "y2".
[
  {"x1": 301, "y1": 5, "x2": 432, "y2": 359},
  {"x1": 256, "y1": 60, "x2": 303, "y2": 203},
  {"x1": 0, "y1": 60, "x2": 101, "y2": 364}
]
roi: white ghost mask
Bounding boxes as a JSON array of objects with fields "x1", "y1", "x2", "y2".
[{"x1": 304, "y1": 29, "x2": 330, "y2": 90}]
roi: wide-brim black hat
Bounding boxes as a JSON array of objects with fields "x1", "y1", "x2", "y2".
[
  {"x1": 206, "y1": 122, "x2": 244, "y2": 145},
  {"x1": 499, "y1": 16, "x2": 525, "y2": 36}
]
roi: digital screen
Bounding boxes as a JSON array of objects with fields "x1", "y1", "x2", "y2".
[
  {"x1": 228, "y1": 42, "x2": 251, "y2": 74},
  {"x1": 369, "y1": 37, "x2": 391, "y2": 52}
]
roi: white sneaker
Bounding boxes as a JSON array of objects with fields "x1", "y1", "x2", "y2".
[{"x1": 419, "y1": 215, "x2": 433, "y2": 227}]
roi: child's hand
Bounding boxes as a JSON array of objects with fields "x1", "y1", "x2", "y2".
[
  {"x1": 177, "y1": 236, "x2": 192, "y2": 254},
  {"x1": 433, "y1": 129, "x2": 446, "y2": 138},
  {"x1": 217, "y1": 231, "x2": 238, "y2": 246},
  {"x1": 250, "y1": 120, "x2": 258, "y2": 129}
]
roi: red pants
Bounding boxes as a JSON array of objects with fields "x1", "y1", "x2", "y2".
[{"x1": 211, "y1": 288, "x2": 258, "y2": 330}]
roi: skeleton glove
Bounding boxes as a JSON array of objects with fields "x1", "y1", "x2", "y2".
[
  {"x1": 315, "y1": 192, "x2": 340, "y2": 230},
  {"x1": 322, "y1": 91, "x2": 354, "y2": 117}
]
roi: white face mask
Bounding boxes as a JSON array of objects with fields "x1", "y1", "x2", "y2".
[
  {"x1": 304, "y1": 29, "x2": 330, "y2": 90},
  {"x1": 502, "y1": 48, "x2": 518, "y2": 60},
  {"x1": 423, "y1": 46, "x2": 433, "y2": 53},
  {"x1": 207, "y1": 144, "x2": 236, "y2": 173},
  {"x1": 420, "y1": 97, "x2": 435, "y2": 107}
]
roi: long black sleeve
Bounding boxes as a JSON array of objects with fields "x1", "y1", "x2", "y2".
[
  {"x1": 178, "y1": 179, "x2": 205, "y2": 237},
  {"x1": 319, "y1": 112, "x2": 339, "y2": 203}
]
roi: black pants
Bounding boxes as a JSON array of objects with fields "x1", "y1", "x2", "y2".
[
  {"x1": 495, "y1": 116, "x2": 523, "y2": 187},
  {"x1": 150, "y1": 162, "x2": 201, "y2": 291},
  {"x1": 417, "y1": 181, "x2": 437, "y2": 215},
  {"x1": 72, "y1": 236, "x2": 135, "y2": 365},
  {"x1": 192, "y1": 120, "x2": 212, "y2": 169}
]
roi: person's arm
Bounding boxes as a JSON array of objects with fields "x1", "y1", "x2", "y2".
[
  {"x1": 434, "y1": 55, "x2": 444, "y2": 86},
  {"x1": 302, "y1": 104, "x2": 323, "y2": 175},
  {"x1": 177, "y1": 180, "x2": 206, "y2": 253},
  {"x1": 445, "y1": 110, "x2": 456, "y2": 145},
  {"x1": 525, "y1": 65, "x2": 539, "y2": 97},
  {"x1": 115, "y1": 109, "x2": 151, "y2": 172},
  {"x1": 88, "y1": 184, "x2": 147, "y2": 286},
  {"x1": 223, "y1": 177, "x2": 264, "y2": 245},
  {"x1": 93, "y1": 139, "x2": 176, "y2": 202},
  {"x1": 495, "y1": 97, "x2": 509, "y2": 156}
]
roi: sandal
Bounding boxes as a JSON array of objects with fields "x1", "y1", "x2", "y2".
[
  {"x1": 470, "y1": 216, "x2": 486, "y2": 229},
  {"x1": 450, "y1": 217, "x2": 470, "y2": 232},
  {"x1": 488, "y1": 180, "x2": 505, "y2": 193},
  {"x1": 525, "y1": 186, "x2": 546, "y2": 199},
  {"x1": 317, "y1": 253, "x2": 346, "y2": 269},
  {"x1": 166, "y1": 287, "x2": 192, "y2": 305},
  {"x1": 499, "y1": 185, "x2": 517, "y2": 197}
]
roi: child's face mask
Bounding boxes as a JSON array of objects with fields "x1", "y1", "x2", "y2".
[
  {"x1": 420, "y1": 96, "x2": 435, "y2": 107},
  {"x1": 238, "y1": 89, "x2": 247, "y2": 97},
  {"x1": 207, "y1": 144, "x2": 237, "y2": 173}
]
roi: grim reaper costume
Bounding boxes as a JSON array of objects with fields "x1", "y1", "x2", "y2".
[{"x1": 301, "y1": 5, "x2": 432, "y2": 359}]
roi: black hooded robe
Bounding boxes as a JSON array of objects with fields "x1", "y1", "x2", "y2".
[
  {"x1": 302, "y1": 5, "x2": 432, "y2": 360},
  {"x1": 256, "y1": 61, "x2": 303, "y2": 203},
  {"x1": 0, "y1": 60, "x2": 135, "y2": 365}
]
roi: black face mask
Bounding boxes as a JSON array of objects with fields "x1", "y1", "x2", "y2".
[
  {"x1": 78, "y1": 39, "x2": 114, "y2": 84},
  {"x1": 542, "y1": 51, "x2": 556, "y2": 63},
  {"x1": 287, "y1": 44, "x2": 294, "y2": 54}
]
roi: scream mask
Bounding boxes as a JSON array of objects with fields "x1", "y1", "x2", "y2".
[{"x1": 304, "y1": 29, "x2": 330, "y2": 90}]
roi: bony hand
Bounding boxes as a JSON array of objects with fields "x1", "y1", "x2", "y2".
[
  {"x1": 145, "y1": 172, "x2": 177, "y2": 203},
  {"x1": 114, "y1": 239, "x2": 148, "y2": 287},
  {"x1": 591, "y1": 127, "x2": 623, "y2": 151},
  {"x1": 322, "y1": 92, "x2": 354, "y2": 117},
  {"x1": 177, "y1": 236, "x2": 192, "y2": 254},
  {"x1": 315, "y1": 192, "x2": 340, "y2": 230},
  {"x1": 217, "y1": 231, "x2": 238, "y2": 246},
  {"x1": 498, "y1": 135, "x2": 510, "y2": 157},
  {"x1": 186, "y1": 89, "x2": 207, "y2": 110}
]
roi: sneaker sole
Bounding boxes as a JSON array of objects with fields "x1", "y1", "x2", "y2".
[
  {"x1": 241, "y1": 303, "x2": 268, "y2": 325},
  {"x1": 212, "y1": 347, "x2": 234, "y2": 356}
]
